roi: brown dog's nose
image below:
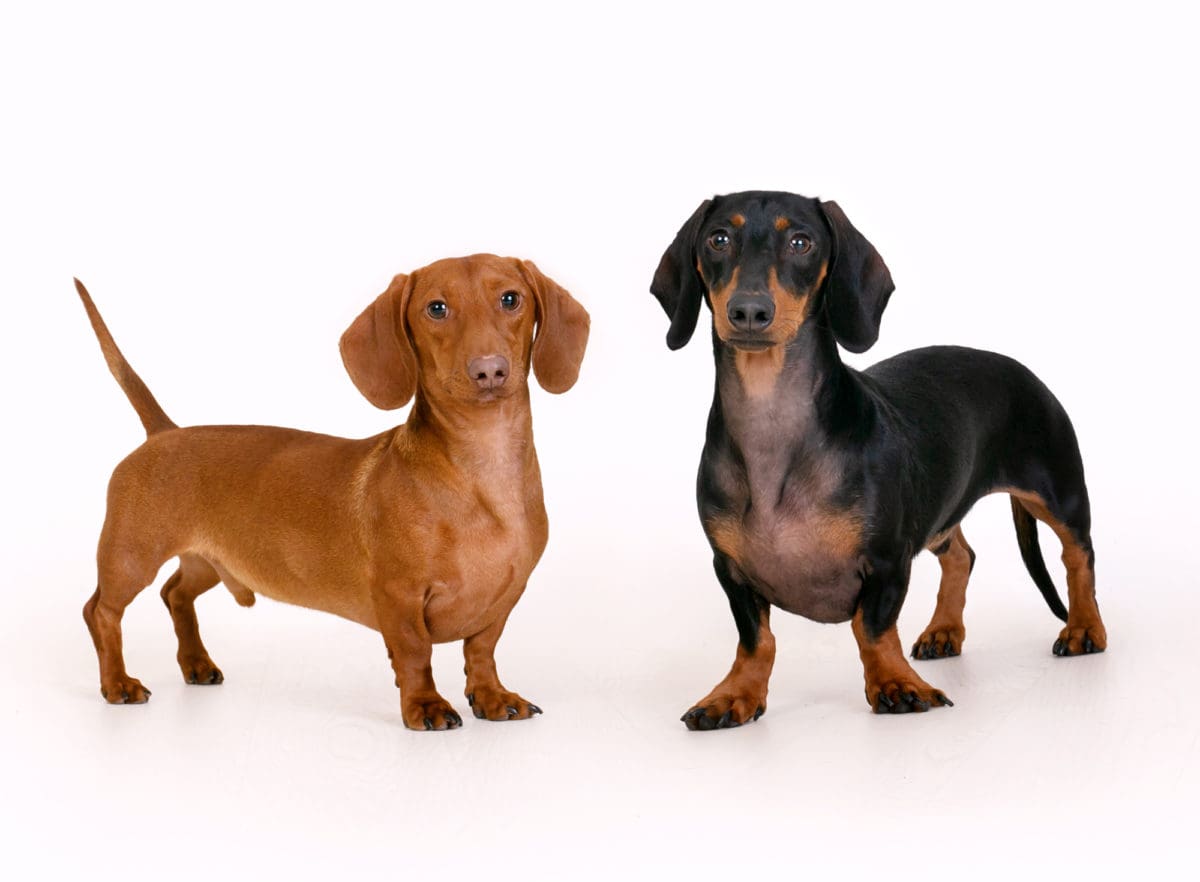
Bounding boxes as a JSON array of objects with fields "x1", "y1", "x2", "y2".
[{"x1": 468, "y1": 355, "x2": 509, "y2": 391}]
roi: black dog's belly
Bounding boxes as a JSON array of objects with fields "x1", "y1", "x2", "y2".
[{"x1": 741, "y1": 551, "x2": 861, "y2": 623}]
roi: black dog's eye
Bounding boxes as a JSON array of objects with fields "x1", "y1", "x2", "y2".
[
  {"x1": 426, "y1": 300, "x2": 448, "y2": 320},
  {"x1": 500, "y1": 291, "x2": 520, "y2": 311},
  {"x1": 707, "y1": 230, "x2": 731, "y2": 252},
  {"x1": 789, "y1": 234, "x2": 813, "y2": 254}
]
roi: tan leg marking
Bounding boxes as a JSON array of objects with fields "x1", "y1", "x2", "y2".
[
  {"x1": 912, "y1": 525, "x2": 973, "y2": 659},
  {"x1": 1008, "y1": 489, "x2": 1107, "y2": 655},
  {"x1": 682, "y1": 609, "x2": 776, "y2": 730},
  {"x1": 852, "y1": 609, "x2": 953, "y2": 713}
]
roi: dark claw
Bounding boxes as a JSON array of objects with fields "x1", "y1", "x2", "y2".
[
  {"x1": 187, "y1": 673, "x2": 197, "y2": 684},
  {"x1": 946, "y1": 644, "x2": 959, "y2": 657},
  {"x1": 753, "y1": 705, "x2": 765, "y2": 721},
  {"x1": 935, "y1": 692, "x2": 954, "y2": 707},
  {"x1": 1052, "y1": 638, "x2": 1066, "y2": 656},
  {"x1": 446, "y1": 711, "x2": 462, "y2": 728},
  {"x1": 473, "y1": 706, "x2": 485, "y2": 719},
  {"x1": 876, "y1": 691, "x2": 895, "y2": 709},
  {"x1": 506, "y1": 705, "x2": 518, "y2": 719},
  {"x1": 695, "y1": 712, "x2": 717, "y2": 731},
  {"x1": 908, "y1": 692, "x2": 931, "y2": 711},
  {"x1": 717, "y1": 710, "x2": 735, "y2": 729},
  {"x1": 466, "y1": 692, "x2": 475, "y2": 707},
  {"x1": 1083, "y1": 636, "x2": 1096, "y2": 654},
  {"x1": 528, "y1": 704, "x2": 543, "y2": 715},
  {"x1": 423, "y1": 717, "x2": 434, "y2": 731},
  {"x1": 681, "y1": 707, "x2": 702, "y2": 723}
]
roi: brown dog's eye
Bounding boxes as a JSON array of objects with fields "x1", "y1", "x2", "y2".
[
  {"x1": 789, "y1": 234, "x2": 812, "y2": 254},
  {"x1": 707, "y1": 230, "x2": 731, "y2": 252},
  {"x1": 426, "y1": 301, "x2": 448, "y2": 320},
  {"x1": 500, "y1": 291, "x2": 520, "y2": 311}
]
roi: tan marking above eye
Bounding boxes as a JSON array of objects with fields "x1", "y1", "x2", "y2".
[
  {"x1": 774, "y1": 217, "x2": 789, "y2": 231},
  {"x1": 730, "y1": 214, "x2": 745, "y2": 228}
]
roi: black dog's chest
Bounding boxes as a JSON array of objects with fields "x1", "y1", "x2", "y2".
[{"x1": 703, "y1": 435, "x2": 865, "y2": 624}]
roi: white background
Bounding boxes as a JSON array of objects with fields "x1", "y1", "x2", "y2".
[{"x1": 2, "y1": 1, "x2": 1197, "y2": 878}]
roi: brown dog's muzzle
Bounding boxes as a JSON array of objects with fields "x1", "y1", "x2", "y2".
[{"x1": 468, "y1": 355, "x2": 510, "y2": 392}]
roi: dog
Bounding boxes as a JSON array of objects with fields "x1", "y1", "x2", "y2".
[
  {"x1": 650, "y1": 191, "x2": 1105, "y2": 728},
  {"x1": 77, "y1": 254, "x2": 589, "y2": 730}
]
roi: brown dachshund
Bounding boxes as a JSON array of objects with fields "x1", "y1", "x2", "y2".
[{"x1": 77, "y1": 254, "x2": 589, "y2": 730}]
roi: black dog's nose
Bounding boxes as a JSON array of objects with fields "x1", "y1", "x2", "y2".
[
  {"x1": 727, "y1": 294, "x2": 775, "y2": 334},
  {"x1": 468, "y1": 355, "x2": 509, "y2": 391}
]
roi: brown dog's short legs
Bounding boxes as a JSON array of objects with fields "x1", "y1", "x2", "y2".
[
  {"x1": 912, "y1": 525, "x2": 975, "y2": 660},
  {"x1": 84, "y1": 585, "x2": 152, "y2": 705},
  {"x1": 855, "y1": 556, "x2": 952, "y2": 713},
  {"x1": 462, "y1": 609, "x2": 542, "y2": 721},
  {"x1": 374, "y1": 586, "x2": 462, "y2": 731},
  {"x1": 160, "y1": 554, "x2": 224, "y2": 685}
]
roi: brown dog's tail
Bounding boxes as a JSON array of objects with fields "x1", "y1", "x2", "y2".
[
  {"x1": 1010, "y1": 497, "x2": 1069, "y2": 622},
  {"x1": 74, "y1": 279, "x2": 177, "y2": 436}
]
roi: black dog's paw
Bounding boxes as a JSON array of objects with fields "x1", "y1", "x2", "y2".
[
  {"x1": 680, "y1": 696, "x2": 765, "y2": 731},
  {"x1": 910, "y1": 626, "x2": 964, "y2": 660},
  {"x1": 1052, "y1": 623, "x2": 1107, "y2": 656}
]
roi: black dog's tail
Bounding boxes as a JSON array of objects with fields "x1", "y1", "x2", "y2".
[
  {"x1": 75, "y1": 278, "x2": 177, "y2": 437},
  {"x1": 1010, "y1": 497, "x2": 1069, "y2": 622}
]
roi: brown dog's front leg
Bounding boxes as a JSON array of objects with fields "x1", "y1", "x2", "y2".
[
  {"x1": 373, "y1": 587, "x2": 462, "y2": 731},
  {"x1": 463, "y1": 611, "x2": 542, "y2": 721}
]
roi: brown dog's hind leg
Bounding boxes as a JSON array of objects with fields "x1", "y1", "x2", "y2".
[
  {"x1": 912, "y1": 525, "x2": 974, "y2": 660},
  {"x1": 1013, "y1": 493, "x2": 1107, "y2": 656},
  {"x1": 463, "y1": 609, "x2": 542, "y2": 721},
  {"x1": 682, "y1": 607, "x2": 776, "y2": 730},
  {"x1": 160, "y1": 554, "x2": 224, "y2": 685},
  {"x1": 83, "y1": 548, "x2": 163, "y2": 704}
]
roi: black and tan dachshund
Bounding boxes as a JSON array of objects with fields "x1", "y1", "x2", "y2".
[{"x1": 651, "y1": 190, "x2": 1106, "y2": 728}]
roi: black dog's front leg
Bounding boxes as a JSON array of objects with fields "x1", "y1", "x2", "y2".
[
  {"x1": 852, "y1": 554, "x2": 954, "y2": 714},
  {"x1": 681, "y1": 554, "x2": 776, "y2": 730}
]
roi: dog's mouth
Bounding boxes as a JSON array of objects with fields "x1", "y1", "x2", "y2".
[{"x1": 724, "y1": 336, "x2": 776, "y2": 352}]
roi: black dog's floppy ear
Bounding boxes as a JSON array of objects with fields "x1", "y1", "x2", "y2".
[
  {"x1": 818, "y1": 200, "x2": 895, "y2": 353},
  {"x1": 650, "y1": 199, "x2": 712, "y2": 350}
]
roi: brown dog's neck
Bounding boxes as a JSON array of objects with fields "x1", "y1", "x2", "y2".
[{"x1": 402, "y1": 388, "x2": 537, "y2": 476}]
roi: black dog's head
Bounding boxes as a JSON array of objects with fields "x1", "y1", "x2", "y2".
[{"x1": 651, "y1": 191, "x2": 894, "y2": 353}]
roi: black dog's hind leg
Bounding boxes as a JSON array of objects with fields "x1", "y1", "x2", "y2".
[
  {"x1": 681, "y1": 554, "x2": 775, "y2": 730},
  {"x1": 853, "y1": 554, "x2": 954, "y2": 713},
  {"x1": 1011, "y1": 490, "x2": 1107, "y2": 656},
  {"x1": 911, "y1": 525, "x2": 975, "y2": 660}
]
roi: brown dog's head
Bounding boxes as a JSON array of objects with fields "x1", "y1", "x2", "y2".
[
  {"x1": 650, "y1": 191, "x2": 893, "y2": 353},
  {"x1": 340, "y1": 254, "x2": 589, "y2": 410}
]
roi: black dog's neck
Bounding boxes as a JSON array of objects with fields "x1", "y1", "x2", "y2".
[{"x1": 711, "y1": 321, "x2": 868, "y2": 502}]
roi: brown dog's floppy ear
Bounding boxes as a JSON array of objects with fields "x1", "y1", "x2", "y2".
[
  {"x1": 818, "y1": 200, "x2": 895, "y2": 353},
  {"x1": 339, "y1": 273, "x2": 418, "y2": 409},
  {"x1": 650, "y1": 199, "x2": 712, "y2": 350},
  {"x1": 520, "y1": 261, "x2": 590, "y2": 394}
]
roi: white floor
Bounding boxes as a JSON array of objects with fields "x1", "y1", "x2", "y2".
[{"x1": 5, "y1": 516, "x2": 1195, "y2": 880}]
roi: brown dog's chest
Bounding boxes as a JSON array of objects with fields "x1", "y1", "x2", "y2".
[{"x1": 420, "y1": 488, "x2": 547, "y2": 642}]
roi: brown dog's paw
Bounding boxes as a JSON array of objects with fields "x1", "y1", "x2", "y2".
[
  {"x1": 911, "y1": 626, "x2": 965, "y2": 660},
  {"x1": 1052, "y1": 623, "x2": 1107, "y2": 656},
  {"x1": 100, "y1": 676, "x2": 151, "y2": 704},
  {"x1": 866, "y1": 677, "x2": 953, "y2": 714},
  {"x1": 401, "y1": 695, "x2": 464, "y2": 731},
  {"x1": 680, "y1": 691, "x2": 766, "y2": 731},
  {"x1": 465, "y1": 688, "x2": 543, "y2": 721},
  {"x1": 179, "y1": 656, "x2": 224, "y2": 685}
]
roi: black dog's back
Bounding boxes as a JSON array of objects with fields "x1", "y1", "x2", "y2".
[{"x1": 863, "y1": 345, "x2": 1089, "y2": 539}]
